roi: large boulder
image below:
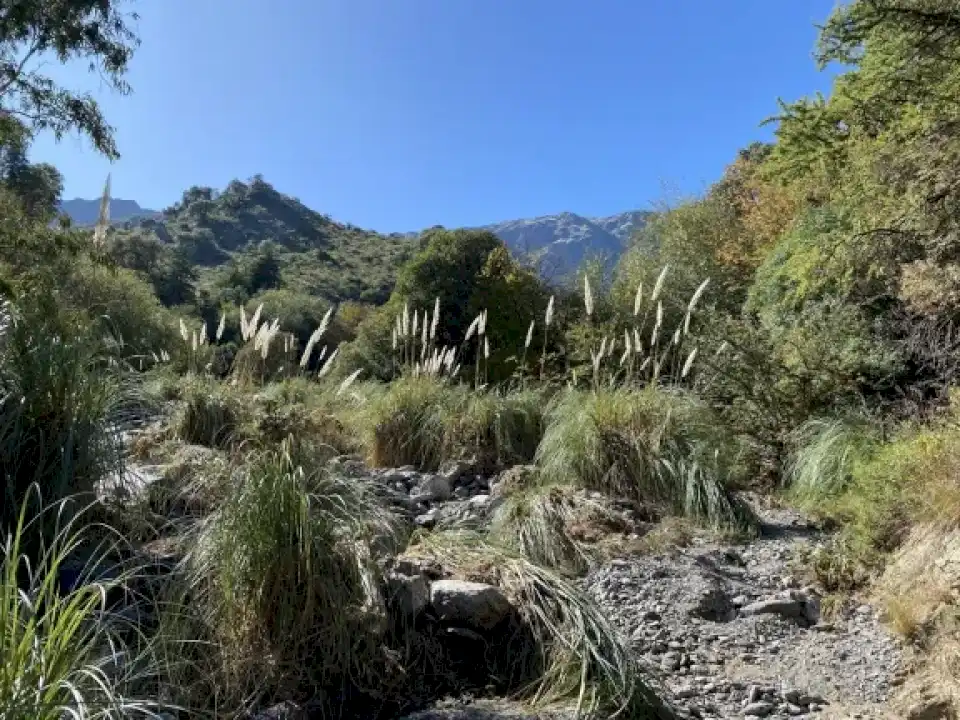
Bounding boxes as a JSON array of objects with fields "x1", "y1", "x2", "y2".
[{"x1": 429, "y1": 579, "x2": 513, "y2": 631}]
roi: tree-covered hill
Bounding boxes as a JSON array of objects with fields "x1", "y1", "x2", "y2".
[{"x1": 108, "y1": 175, "x2": 418, "y2": 305}]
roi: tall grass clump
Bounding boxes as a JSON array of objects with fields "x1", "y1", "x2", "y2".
[
  {"x1": 786, "y1": 416, "x2": 880, "y2": 505},
  {"x1": 1, "y1": 488, "x2": 161, "y2": 719},
  {"x1": 405, "y1": 533, "x2": 675, "y2": 719},
  {"x1": 0, "y1": 298, "x2": 123, "y2": 535},
  {"x1": 363, "y1": 377, "x2": 456, "y2": 470},
  {"x1": 164, "y1": 441, "x2": 403, "y2": 713},
  {"x1": 536, "y1": 387, "x2": 756, "y2": 534},
  {"x1": 172, "y1": 376, "x2": 241, "y2": 449},
  {"x1": 490, "y1": 484, "x2": 628, "y2": 576},
  {"x1": 448, "y1": 388, "x2": 547, "y2": 469}
]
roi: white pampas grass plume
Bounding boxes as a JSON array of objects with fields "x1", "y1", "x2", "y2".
[
  {"x1": 318, "y1": 347, "x2": 339, "y2": 378},
  {"x1": 465, "y1": 314, "x2": 481, "y2": 342},
  {"x1": 681, "y1": 347, "x2": 698, "y2": 378},
  {"x1": 584, "y1": 275, "x2": 594, "y2": 316},
  {"x1": 479, "y1": 309, "x2": 488, "y2": 336},
  {"x1": 651, "y1": 265, "x2": 669, "y2": 302},
  {"x1": 545, "y1": 295, "x2": 555, "y2": 326},
  {"x1": 300, "y1": 325, "x2": 326, "y2": 368},
  {"x1": 402, "y1": 302, "x2": 410, "y2": 337},
  {"x1": 179, "y1": 318, "x2": 189, "y2": 343},
  {"x1": 337, "y1": 368, "x2": 363, "y2": 396},
  {"x1": 484, "y1": 336, "x2": 490, "y2": 359},
  {"x1": 633, "y1": 327, "x2": 643, "y2": 354},
  {"x1": 633, "y1": 283, "x2": 643, "y2": 316},
  {"x1": 525, "y1": 320, "x2": 535, "y2": 349},
  {"x1": 430, "y1": 297, "x2": 440, "y2": 341},
  {"x1": 216, "y1": 312, "x2": 226, "y2": 341},
  {"x1": 92, "y1": 174, "x2": 111, "y2": 248}
]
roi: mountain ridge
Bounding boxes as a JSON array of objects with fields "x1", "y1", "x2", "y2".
[{"x1": 61, "y1": 190, "x2": 651, "y2": 282}]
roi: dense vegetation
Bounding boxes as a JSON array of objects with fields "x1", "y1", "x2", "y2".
[{"x1": 4, "y1": 0, "x2": 960, "y2": 717}]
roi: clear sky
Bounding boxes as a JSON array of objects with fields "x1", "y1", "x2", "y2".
[{"x1": 31, "y1": 0, "x2": 841, "y2": 233}]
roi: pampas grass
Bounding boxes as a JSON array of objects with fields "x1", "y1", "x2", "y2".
[{"x1": 536, "y1": 387, "x2": 756, "y2": 534}]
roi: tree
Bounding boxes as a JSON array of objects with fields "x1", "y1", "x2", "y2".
[{"x1": 0, "y1": 0, "x2": 140, "y2": 159}]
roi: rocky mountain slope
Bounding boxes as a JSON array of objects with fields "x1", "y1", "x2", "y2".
[{"x1": 482, "y1": 210, "x2": 651, "y2": 280}]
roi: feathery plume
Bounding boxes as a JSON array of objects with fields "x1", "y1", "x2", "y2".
[
  {"x1": 651, "y1": 265, "x2": 669, "y2": 302},
  {"x1": 584, "y1": 275, "x2": 594, "y2": 316},
  {"x1": 633, "y1": 283, "x2": 643, "y2": 316},
  {"x1": 318, "y1": 347, "x2": 339, "y2": 378},
  {"x1": 484, "y1": 336, "x2": 490, "y2": 359},
  {"x1": 681, "y1": 347, "x2": 698, "y2": 378},
  {"x1": 545, "y1": 295, "x2": 555, "y2": 326},
  {"x1": 465, "y1": 314, "x2": 481, "y2": 342},
  {"x1": 337, "y1": 368, "x2": 363, "y2": 396},
  {"x1": 92, "y1": 174, "x2": 111, "y2": 248},
  {"x1": 216, "y1": 312, "x2": 226, "y2": 341},
  {"x1": 430, "y1": 297, "x2": 440, "y2": 341},
  {"x1": 525, "y1": 320, "x2": 535, "y2": 349}
]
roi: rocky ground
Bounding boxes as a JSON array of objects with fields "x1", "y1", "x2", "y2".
[
  {"x1": 583, "y1": 500, "x2": 906, "y2": 720},
  {"x1": 111, "y1": 428, "x2": 910, "y2": 720}
]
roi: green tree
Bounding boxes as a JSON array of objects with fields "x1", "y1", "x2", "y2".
[{"x1": 0, "y1": 0, "x2": 140, "y2": 159}]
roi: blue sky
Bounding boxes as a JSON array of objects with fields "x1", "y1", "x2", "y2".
[{"x1": 31, "y1": 0, "x2": 840, "y2": 233}]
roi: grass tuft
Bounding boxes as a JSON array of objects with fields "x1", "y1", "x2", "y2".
[
  {"x1": 786, "y1": 416, "x2": 879, "y2": 504},
  {"x1": 536, "y1": 387, "x2": 757, "y2": 535},
  {"x1": 160, "y1": 439, "x2": 404, "y2": 714},
  {"x1": 1, "y1": 487, "x2": 162, "y2": 719}
]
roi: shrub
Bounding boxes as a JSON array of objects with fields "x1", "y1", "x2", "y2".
[
  {"x1": 536, "y1": 387, "x2": 756, "y2": 534},
  {"x1": 786, "y1": 416, "x2": 880, "y2": 504},
  {"x1": 362, "y1": 379, "x2": 548, "y2": 471},
  {"x1": 404, "y1": 532, "x2": 674, "y2": 718},
  {"x1": 490, "y1": 483, "x2": 632, "y2": 576}
]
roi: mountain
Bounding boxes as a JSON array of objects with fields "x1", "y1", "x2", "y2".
[
  {"x1": 60, "y1": 198, "x2": 160, "y2": 225},
  {"x1": 64, "y1": 182, "x2": 652, "y2": 299},
  {"x1": 482, "y1": 210, "x2": 651, "y2": 280}
]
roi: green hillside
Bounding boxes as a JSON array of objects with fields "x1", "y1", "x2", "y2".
[{"x1": 110, "y1": 175, "x2": 417, "y2": 305}]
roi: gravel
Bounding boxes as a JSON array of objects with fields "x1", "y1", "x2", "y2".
[{"x1": 582, "y1": 501, "x2": 906, "y2": 719}]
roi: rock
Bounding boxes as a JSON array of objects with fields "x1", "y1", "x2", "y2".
[
  {"x1": 415, "y1": 474, "x2": 452, "y2": 501},
  {"x1": 905, "y1": 697, "x2": 955, "y2": 720},
  {"x1": 415, "y1": 510, "x2": 438, "y2": 528},
  {"x1": 384, "y1": 569, "x2": 430, "y2": 620},
  {"x1": 250, "y1": 701, "x2": 308, "y2": 719},
  {"x1": 742, "y1": 701, "x2": 774, "y2": 717},
  {"x1": 738, "y1": 597, "x2": 804, "y2": 619},
  {"x1": 429, "y1": 579, "x2": 513, "y2": 631},
  {"x1": 439, "y1": 460, "x2": 472, "y2": 487}
]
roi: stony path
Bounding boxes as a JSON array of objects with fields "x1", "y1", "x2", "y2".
[{"x1": 583, "y1": 500, "x2": 905, "y2": 720}]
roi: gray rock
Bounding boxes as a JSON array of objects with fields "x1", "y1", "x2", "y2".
[
  {"x1": 742, "y1": 701, "x2": 774, "y2": 717},
  {"x1": 738, "y1": 597, "x2": 804, "y2": 619},
  {"x1": 385, "y1": 570, "x2": 430, "y2": 620},
  {"x1": 415, "y1": 474, "x2": 452, "y2": 501},
  {"x1": 429, "y1": 579, "x2": 513, "y2": 631}
]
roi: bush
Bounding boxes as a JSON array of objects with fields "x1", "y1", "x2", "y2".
[
  {"x1": 536, "y1": 387, "x2": 756, "y2": 534},
  {"x1": 405, "y1": 532, "x2": 674, "y2": 718},
  {"x1": 361, "y1": 379, "x2": 548, "y2": 471}
]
